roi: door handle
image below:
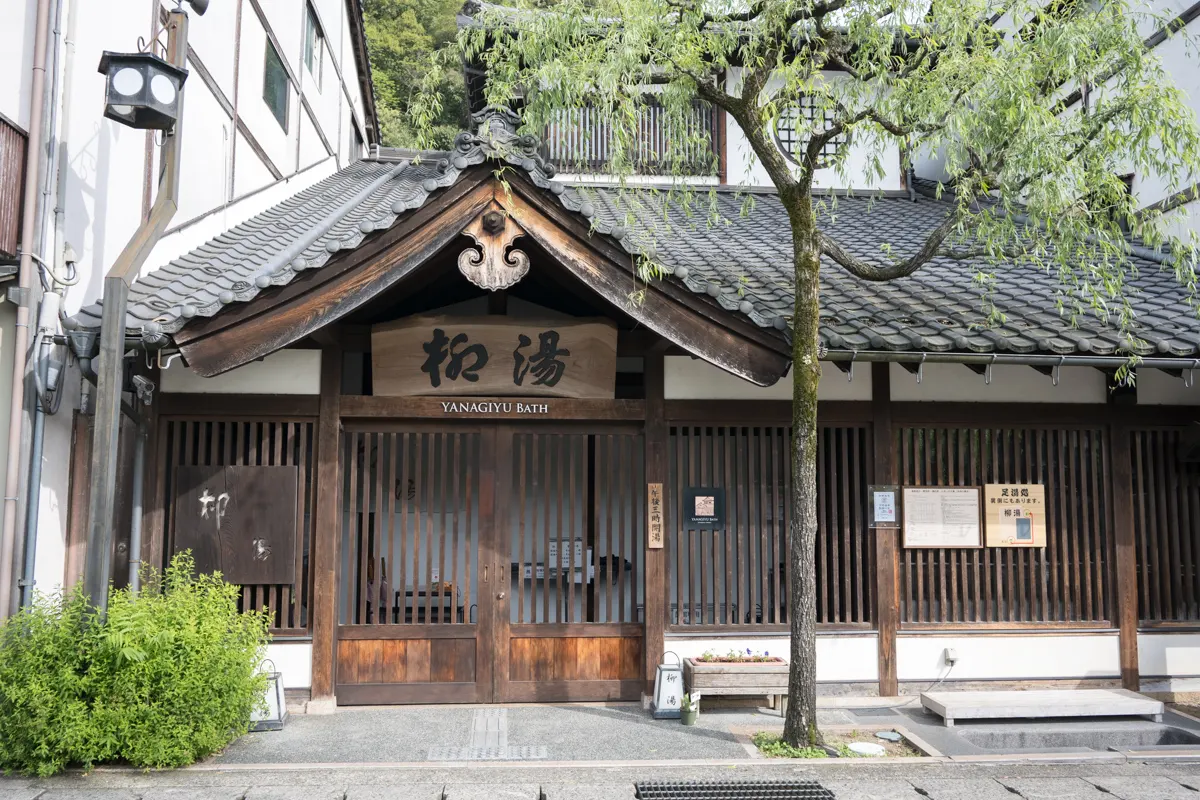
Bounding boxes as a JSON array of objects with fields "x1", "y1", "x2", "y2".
[
  {"x1": 483, "y1": 565, "x2": 488, "y2": 583},
  {"x1": 497, "y1": 592, "x2": 506, "y2": 599}
]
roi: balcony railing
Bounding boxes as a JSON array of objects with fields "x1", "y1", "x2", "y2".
[{"x1": 541, "y1": 100, "x2": 721, "y2": 177}]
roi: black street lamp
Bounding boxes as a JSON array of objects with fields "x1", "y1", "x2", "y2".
[{"x1": 97, "y1": 51, "x2": 189, "y2": 131}]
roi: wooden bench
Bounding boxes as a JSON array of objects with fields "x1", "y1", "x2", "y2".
[{"x1": 921, "y1": 688, "x2": 1164, "y2": 727}]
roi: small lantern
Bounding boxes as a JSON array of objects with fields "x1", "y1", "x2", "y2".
[
  {"x1": 97, "y1": 51, "x2": 189, "y2": 131},
  {"x1": 652, "y1": 651, "x2": 684, "y2": 719},
  {"x1": 250, "y1": 659, "x2": 288, "y2": 732}
]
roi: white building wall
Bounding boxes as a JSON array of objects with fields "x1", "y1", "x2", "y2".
[{"x1": 0, "y1": 0, "x2": 372, "y2": 600}]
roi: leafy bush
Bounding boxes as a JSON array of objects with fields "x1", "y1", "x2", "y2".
[
  {"x1": 751, "y1": 732, "x2": 829, "y2": 759},
  {"x1": 0, "y1": 553, "x2": 271, "y2": 775}
]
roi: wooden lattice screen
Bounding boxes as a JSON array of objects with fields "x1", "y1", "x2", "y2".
[
  {"x1": 897, "y1": 426, "x2": 1112, "y2": 626},
  {"x1": 666, "y1": 425, "x2": 874, "y2": 629},
  {"x1": 1132, "y1": 427, "x2": 1200, "y2": 625},
  {"x1": 163, "y1": 418, "x2": 315, "y2": 634}
]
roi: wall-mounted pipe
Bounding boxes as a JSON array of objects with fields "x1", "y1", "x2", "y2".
[{"x1": 0, "y1": 0, "x2": 54, "y2": 620}]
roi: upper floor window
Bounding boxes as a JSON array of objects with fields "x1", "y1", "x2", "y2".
[
  {"x1": 774, "y1": 95, "x2": 847, "y2": 166},
  {"x1": 304, "y1": 3, "x2": 325, "y2": 90},
  {"x1": 263, "y1": 38, "x2": 289, "y2": 132}
]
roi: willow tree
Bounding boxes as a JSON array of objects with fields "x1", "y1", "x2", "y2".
[{"x1": 423, "y1": 0, "x2": 1200, "y2": 745}]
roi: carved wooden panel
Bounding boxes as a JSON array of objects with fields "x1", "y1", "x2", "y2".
[
  {"x1": 371, "y1": 315, "x2": 618, "y2": 398},
  {"x1": 457, "y1": 205, "x2": 530, "y2": 290},
  {"x1": 173, "y1": 465, "x2": 298, "y2": 585}
]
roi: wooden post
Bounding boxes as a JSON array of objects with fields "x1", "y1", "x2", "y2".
[
  {"x1": 872, "y1": 362, "x2": 899, "y2": 697},
  {"x1": 63, "y1": 413, "x2": 93, "y2": 590},
  {"x1": 1111, "y1": 424, "x2": 1140, "y2": 691},
  {"x1": 643, "y1": 350, "x2": 667, "y2": 696},
  {"x1": 310, "y1": 346, "x2": 343, "y2": 707}
]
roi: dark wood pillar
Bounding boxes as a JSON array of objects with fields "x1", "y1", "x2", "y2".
[
  {"x1": 872, "y1": 362, "x2": 899, "y2": 696},
  {"x1": 311, "y1": 346, "x2": 343, "y2": 704},
  {"x1": 64, "y1": 413, "x2": 93, "y2": 590},
  {"x1": 643, "y1": 351, "x2": 667, "y2": 694},
  {"x1": 1112, "y1": 424, "x2": 1140, "y2": 690},
  {"x1": 139, "y1": 365, "x2": 163, "y2": 580}
]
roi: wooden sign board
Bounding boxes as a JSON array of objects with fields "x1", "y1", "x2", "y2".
[
  {"x1": 984, "y1": 483, "x2": 1047, "y2": 547},
  {"x1": 173, "y1": 465, "x2": 299, "y2": 585},
  {"x1": 371, "y1": 315, "x2": 618, "y2": 398},
  {"x1": 902, "y1": 486, "x2": 981, "y2": 548},
  {"x1": 647, "y1": 482, "x2": 664, "y2": 549}
]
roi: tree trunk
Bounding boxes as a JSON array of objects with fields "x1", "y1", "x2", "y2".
[{"x1": 782, "y1": 195, "x2": 822, "y2": 748}]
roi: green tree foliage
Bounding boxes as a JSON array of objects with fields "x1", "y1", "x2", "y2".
[
  {"x1": 0, "y1": 553, "x2": 270, "y2": 775},
  {"x1": 364, "y1": 0, "x2": 468, "y2": 147},
  {"x1": 448, "y1": 0, "x2": 1200, "y2": 746}
]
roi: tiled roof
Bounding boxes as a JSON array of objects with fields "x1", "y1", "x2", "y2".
[{"x1": 67, "y1": 110, "x2": 1200, "y2": 359}]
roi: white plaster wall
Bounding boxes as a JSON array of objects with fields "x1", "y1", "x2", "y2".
[
  {"x1": 162, "y1": 349, "x2": 322, "y2": 394},
  {"x1": 896, "y1": 633, "x2": 1121, "y2": 681},
  {"x1": 1139, "y1": 633, "x2": 1200, "y2": 678},
  {"x1": 266, "y1": 641, "x2": 313, "y2": 689},
  {"x1": 889, "y1": 363, "x2": 1107, "y2": 403},
  {"x1": 723, "y1": 69, "x2": 903, "y2": 192},
  {"x1": 665, "y1": 356, "x2": 872, "y2": 401},
  {"x1": 664, "y1": 635, "x2": 879, "y2": 682},
  {"x1": 0, "y1": 0, "x2": 37, "y2": 128},
  {"x1": 1136, "y1": 368, "x2": 1200, "y2": 406}
]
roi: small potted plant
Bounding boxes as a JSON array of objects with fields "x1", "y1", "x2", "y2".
[{"x1": 680, "y1": 691, "x2": 701, "y2": 726}]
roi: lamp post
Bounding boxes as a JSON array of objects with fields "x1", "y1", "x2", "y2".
[{"x1": 83, "y1": 1, "x2": 204, "y2": 613}]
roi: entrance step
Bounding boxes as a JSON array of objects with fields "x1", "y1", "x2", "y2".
[{"x1": 921, "y1": 688, "x2": 1164, "y2": 727}]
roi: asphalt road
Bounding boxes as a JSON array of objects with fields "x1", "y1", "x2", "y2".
[{"x1": 5, "y1": 760, "x2": 1200, "y2": 799}]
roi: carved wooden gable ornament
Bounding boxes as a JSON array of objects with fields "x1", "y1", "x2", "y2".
[{"x1": 458, "y1": 204, "x2": 529, "y2": 291}]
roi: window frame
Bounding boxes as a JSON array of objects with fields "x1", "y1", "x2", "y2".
[
  {"x1": 303, "y1": 3, "x2": 325, "y2": 91},
  {"x1": 263, "y1": 36, "x2": 290, "y2": 132}
]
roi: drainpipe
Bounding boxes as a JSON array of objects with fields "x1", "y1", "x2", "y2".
[
  {"x1": 83, "y1": 9, "x2": 188, "y2": 613},
  {"x1": 127, "y1": 413, "x2": 146, "y2": 592},
  {"x1": 0, "y1": 0, "x2": 54, "y2": 620}
]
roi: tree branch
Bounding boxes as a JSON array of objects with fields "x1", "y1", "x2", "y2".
[{"x1": 817, "y1": 209, "x2": 964, "y2": 280}]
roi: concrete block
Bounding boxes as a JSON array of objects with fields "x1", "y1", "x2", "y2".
[
  {"x1": 1086, "y1": 776, "x2": 1200, "y2": 799},
  {"x1": 306, "y1": 697, "x2": 338, "y2": 715},
  {"x1": 138, "y1": 790, "x2": 249, "y2": 800},
  {"x1": 820, "y1": 780, "x2": 926, "y2": 800},
  {"x1": 905, "y1": 778, "x2": 1018, "y2": 800},
  {"x1": 998, "y1": 778, "x2": 1111, "y2": 799},
  {"x1": 922, "y1": 689, "x2": 1163, "y2": 726},
  {"x1": 36, "y1": 792, "x2": 141, "y2": 800}
]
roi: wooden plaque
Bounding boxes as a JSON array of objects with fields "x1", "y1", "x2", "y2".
[
  {"x1": 984, "y1": 483, "x2": 1047, "y2": 547},
  {"x1": 647, "y1": 482, "x2": 664, "y2": 549},
  {"x1": 901, "y1": 486, "x2": 981, "y2": 548},
  {"x1": 371, "y1": 315, "x2": 618, "y2": 398},
  {"x1": 173, "y1": 465, "x2": 299, "y2": 585}
]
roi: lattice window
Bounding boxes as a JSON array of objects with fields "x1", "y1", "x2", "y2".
[{"x1": 774, "y1": 95, "x2": 846, "y2": 164}]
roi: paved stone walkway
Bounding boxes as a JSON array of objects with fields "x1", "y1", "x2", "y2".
[{"x1": 4, "y1": 762, "x2": 1200, "y2": 799}]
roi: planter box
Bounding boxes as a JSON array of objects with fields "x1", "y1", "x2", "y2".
[{"x1": 684, "y1": 658, "x2": 791, "y2": 715}]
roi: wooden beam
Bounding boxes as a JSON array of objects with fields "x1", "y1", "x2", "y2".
[
  {"x1": 872, "y1": 362, "x2": 899, "y2": 697},
  {"x1": 643, "y1": 351, "x2": 667, "y2": 696},
  {"x1": 310, "y1": 348, "x2": 342, "y2": 703},
  {"x1": 1111, "y1": 424, "x2": 1140, "y2": 691},
  {"x1": 63, "y1": 413, "x2": 92, "y2": 590},
  {"x1": 340, "y1": 395, "x2": 645, "y2": 421},
  {"x1": 159, "y1": 394, "x2": 320, "y2": 417}
]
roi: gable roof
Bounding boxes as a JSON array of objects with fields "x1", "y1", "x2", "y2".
[{"x1": 65, "y1": 109, "x2": 1200, "y2": 363}]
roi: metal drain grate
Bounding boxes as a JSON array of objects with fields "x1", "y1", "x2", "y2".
[
  {"x1": 849, "y1": 707, "x2": 899, "y2": 717},
  {"x1": 635, "y1": 780, "x2": 835, "y2": 800}
]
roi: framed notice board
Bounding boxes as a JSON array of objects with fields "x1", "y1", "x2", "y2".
[{"x1": 902, "y1": 486, "x2": 981, "y2": 548}]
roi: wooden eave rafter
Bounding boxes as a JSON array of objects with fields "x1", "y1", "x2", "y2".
[{"x1": 172, "y1": 166, "x2": 791, "y2": 385}]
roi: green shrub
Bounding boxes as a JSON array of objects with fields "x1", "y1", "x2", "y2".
[
  {"x1": 0, "y1": 586, "x2": 95, "y2": 776},
  {"x1": 0, "y1": 552, "x2": 271, "y2": 775}
]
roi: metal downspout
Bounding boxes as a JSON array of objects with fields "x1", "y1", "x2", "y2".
[
  {"x1": 0, "y1": 0, "x2": 55, "y2": 619},
  {"x1": 127, "y1": 420, "x2": 146, "y2": 592}
]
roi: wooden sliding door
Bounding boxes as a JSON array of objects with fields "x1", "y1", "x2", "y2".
[
  {"x1": 335, "y1": 425, "x2": 494, "y2": 704},
  {"x1": 494, "y1": 426, "x2": 645, "y2": 702}
]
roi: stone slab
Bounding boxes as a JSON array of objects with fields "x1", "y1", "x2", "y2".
[
  {"x1": 921, "y1": 689, "x2": 1164, "y2": 726},
  {"x1": 998, "y1": 778, "x2": 1112, "y2": 799},
  {"x1": 139, "y1": 790, "x2": 249, "y2": 800},
  {"x1": 245, "y1": 789, "x2": 348, "y2": 800},
  {"x1": 442, "y1": 785, "x2": 541, "y2": 800},
  {"x1": 346, "y1": 787, "x2": 447, "y2": 800},
  {"x1": 820, "y1": 780, "x2": 926, "y2": 800},
  {"x1": 540, "y1": 784, "x2": 637, "y2": 800},
  {"x1": 0, "y1": 790, "x2": 44, "y2": 800},
  {"x1": 905, "y1": 778, "x2": 1020, "y2": 800},
  {"x1": 1086, "y1": 776, "x2": 1200, "y2": 799},
  {"x1": 36, "y1": 792, "x2": 141, "y2": 800}
]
